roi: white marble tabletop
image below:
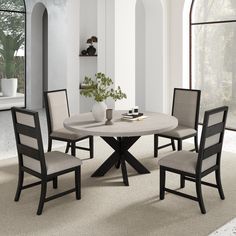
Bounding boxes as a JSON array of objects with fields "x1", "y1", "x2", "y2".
[{"x1": 64, "y1": 111, "x2": 178, "y2": 137}]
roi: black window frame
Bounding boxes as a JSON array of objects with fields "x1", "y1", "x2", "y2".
[
  {"x1": 0, "y1": 0, "x2": 27, "y2": 111},
  {"x1": 189, "y1": 0, "x2": 236, "y2": 131}
]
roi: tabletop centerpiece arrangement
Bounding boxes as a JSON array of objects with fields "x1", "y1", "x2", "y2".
[{"x1": 80, "y1": 72, "x2": 127, "y2": 122}]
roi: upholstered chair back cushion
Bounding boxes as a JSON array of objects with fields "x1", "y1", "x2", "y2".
[
  {"x1": 197, "y1": 108, "x2": 227, "y2": 173},
  {"x1": 47, "y1": 91, "x2": 69, "y2": 131},
  {"x1": 173, "y1": 89, "x2": 199, "y2": 128},
  {"x1": 14, "y1": 110, "x2": 44, "y2": 173},
  {"x1": 16, "y1": 111, "x2": 35, "y2": 128}
]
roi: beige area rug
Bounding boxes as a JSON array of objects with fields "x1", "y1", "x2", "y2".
[{"x1": 0, "y1": 135, "x2": 236, "y2": 236}]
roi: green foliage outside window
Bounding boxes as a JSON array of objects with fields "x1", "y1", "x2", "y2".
[{"x1": 0, "y1": 0, "x2": 25, "y2": 93}]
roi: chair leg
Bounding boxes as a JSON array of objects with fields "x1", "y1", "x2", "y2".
[
  {"x1": 194, "y1": 135, "x2": 199, "y2": 153},
  {"x1": 37, "y1": 180, "x2": 47, "y2": 215},
  {"x1": 71, "y1": 141, "x2": 76, "y2": 156},
  {"x1": 160, "y1": 167, "x2": 166, "y2": 200},
  {"x1": 53, "y1": 177, "x2": 58, "y2": 189},
  {"x1": 154, "y1": 134, "x2": 158, "y2": 158},
  {"x1": 65, "y1": 142, "x2": 70, "y2": 153},
  {"x1": 215, "y1": 169, "x2": 225, "y2": 200},
  {"x1": 47, "y1": 137, "x2": 52, "y2": 152},
  {"x1": 14, "y1": 169, "x2": 24, "y2": 201},
  {"x1": 196, "y1": 178, "x2": 206, "y2": 214},
  {"x1": 177, "y1": 140, "x2": 182, "y2": 151},
  {"x1": 171, "y1": 139, "x2": 176, "y2": 151},
  {"x1": 75, "y1": 167, "x2": 81, "y2": 200},
  {"x1": 89, "y1": 136, "x2": 94, "y2": 159},
  {"x1": 180, "y1": 174, "x2": 185, "y2": 188}
]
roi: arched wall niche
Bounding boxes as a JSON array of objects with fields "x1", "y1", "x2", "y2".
[
  {"x1": 135, "y1": 0, "x2": 165, "y2": 112},
  {"x1": 25, "y1": 0, "x2": 69, "y2": 110},
  {"x1": 29, "y1": 2, "x2": 48, "y2": 109}
]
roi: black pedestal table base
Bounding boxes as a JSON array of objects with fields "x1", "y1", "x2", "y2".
[{"x1": 91, "y1": 136, "x2": 150, "y2": 186}]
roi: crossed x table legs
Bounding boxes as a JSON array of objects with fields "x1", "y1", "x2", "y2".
[{"x1": 91, "y1": 136, "x2": 150, "y2": 186}]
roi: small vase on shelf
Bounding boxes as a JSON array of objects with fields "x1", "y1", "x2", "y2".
[{"x1": 87, "y1": 45, "x2": 96, "y2": 56}]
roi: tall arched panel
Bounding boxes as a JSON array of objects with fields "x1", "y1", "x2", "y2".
[{"x1": 135, "y1": 0, "x2": 164, "y2": 113}]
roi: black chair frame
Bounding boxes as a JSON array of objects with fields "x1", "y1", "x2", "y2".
[
  {"x1": 44, "y1": 89, "x2": 94, "y2": 158},
  {"x1": 12, "y1": 107, "x2": 81, "y2": 215},
  {"x1": 159, "y1": 106, "x2": 228, "y2": 214},
  {"x1": 154, "y1": 88, "x2": 201, "y2": 157}
]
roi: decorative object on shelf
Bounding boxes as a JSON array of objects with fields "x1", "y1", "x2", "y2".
[
  {"x1": 105, "y1": 109, "x2": 113, "y2": 125},
  {"x1": 86, "y1": 36, "x2": 97, "y2": 56},
  {"x1": 80, "y1": 72, "x2": 127, "y2": 122},
  {"x1": 81, "y1": 50, "x2": 87, "y2": 56}
]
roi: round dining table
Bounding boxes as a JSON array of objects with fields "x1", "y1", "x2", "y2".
[{"x1": 64, "y1": 111, "x2": 178, "y2": 186}]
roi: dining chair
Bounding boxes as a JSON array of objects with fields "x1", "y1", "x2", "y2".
[
  {"x1": 11, "y1": 107, "x2": 82, "y2": 215},
  {"x1": 44, "y1": 89, "x2": 94, "y2": 158},
  {"x1": 154, "y1": 88, "x2": 201, "y2": 157},
  {"x1": 158, "y1": 106, "x2": 228, "y2": 214}
]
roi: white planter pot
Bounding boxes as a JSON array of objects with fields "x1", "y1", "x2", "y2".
[
  {"x1": 92, "y1": 101, "x2": 107, "y2": 122},
  {"x1": 1, "y1": 78, "x2": 18, "y2": 97}
]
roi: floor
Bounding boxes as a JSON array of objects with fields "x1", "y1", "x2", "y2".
[
  {"x1": 0, "y1": 109, "x2": 236, "y2": 235},
  {"x1": 210, "y1": 218, "x2": 236, "y2": 235},
  {"x1": 0, "y1": 137, "x2": 236, "y2": 236}
]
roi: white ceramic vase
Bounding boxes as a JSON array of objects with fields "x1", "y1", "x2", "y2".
[
  {"x1": 92, "y1": 101, "x2": 107, "y2": 122},
  {"x1": 1, "y1": 78, "x2": 18, "y2": 97}
]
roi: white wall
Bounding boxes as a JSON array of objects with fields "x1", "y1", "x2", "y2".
[
  {"x1": 26, "y1": 0, "x2": 79, "y2": 112},
  {"x1": 79, "y1": 0, "x2": 97, "y2": 113},
  {"x1": 114, "y1": 0, "x2": 136, "y2": 110},
  {"x1": 135, "y1": 0, "x2": 146, "y2": 112},
  {"x1": 97, "y1": 0, "x2": 115, "y2": 109},
  {"x1": 183, "y1": 0, "x2": 192, "y2": 88},
  {"x1": 135, "y1": 0, "x2": 165, "y2": 113},
  {"x1": 168, "y1": 0, "x2": 186, "y2": 101},
  {"x1": 145, "y1": 0, "x2": 164, "y2": 112},
  {"x1": 66, "y1": 0, "x2": 80, "y2": 114},
  {"x1": 24, "y1": 0, "x2": 187, "y2": 114},
  {"x1": 30, "y1": 3, "x2": 45, "y2": 109}
]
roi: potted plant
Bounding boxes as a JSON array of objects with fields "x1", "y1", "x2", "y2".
[
  {"x1": 0, "y1": 11, "x2": 24, "y2": 97},
  {"x1": 86, "y1": 36, "x2": 97, "y2": 56},
  {"x1": 80, "y1": 72, "x2": 127, "y2": 121}
]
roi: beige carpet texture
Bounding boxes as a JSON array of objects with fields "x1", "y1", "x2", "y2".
[{"x1": 0, "y1": 136, "x2": 236, "y2": 236}]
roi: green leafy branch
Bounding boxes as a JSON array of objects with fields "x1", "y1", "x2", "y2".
[{"x1": 80, "y1": 73, "x2": 127, "y2": 102}]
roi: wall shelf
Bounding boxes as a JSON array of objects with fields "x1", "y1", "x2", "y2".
[{"x1": 79, "y1": 55, "x2": 97, "y2": 57}]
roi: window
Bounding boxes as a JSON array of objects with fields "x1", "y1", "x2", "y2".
[
  {"x1": 0, "y1": 0, "x2": 26, "y2": 110},
  {"x1": 190, "y1": 0, "x2": 236, "y2": 129}
]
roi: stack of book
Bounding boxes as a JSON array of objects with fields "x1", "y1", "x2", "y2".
[{"x1": 121, "y1": 113, "x2": 148, "y2": 121}]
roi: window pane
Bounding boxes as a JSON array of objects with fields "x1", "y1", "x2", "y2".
[
  {"x1": 0, "y1": 11, "x2": 25, "y2": 109},
  {"x1": 192, "y1": 0, "x2": 236, "y2": 23},
  {"x1": 0, "y1": 0, "x2": 25, "y2": 12},
  {"x1": 192, "y1": 23, "x2": 236, "y2": 129}
]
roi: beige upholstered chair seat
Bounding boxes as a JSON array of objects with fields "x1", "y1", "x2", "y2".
[
  {"x1": 160, "y1": 125, "x2": 197, "y2": 138},
  {"x1": 23, "y1": 151, "x2": 82, "y2": 175},
  {"x1": 50, "y1": 128, "x2": 85, "y2": 140},
  {"x1": 159, "y1": 151, "x2": 216, "y2": 174}
]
